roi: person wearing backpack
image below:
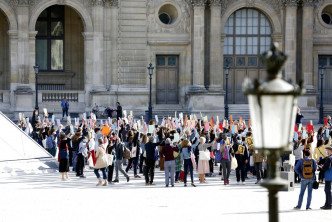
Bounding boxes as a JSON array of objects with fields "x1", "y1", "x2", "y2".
[
  {"x1": 113, "y1": 137, "x2": 130, "y2": 183},
  {"x1": 294, "y1": 150, "x2": 317, "y2": 210},
  {"x1": 320, "y1": 146, "x2": 332, "y2": 210}
]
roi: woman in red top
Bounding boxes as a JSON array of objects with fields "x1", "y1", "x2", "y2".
[{"x1": 58, "y1": 133, "x2": 70, "y2": 181}]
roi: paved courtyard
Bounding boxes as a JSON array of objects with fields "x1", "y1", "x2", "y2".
[{"x1": 0, "y1": 165, "x2": 330, "y2": 222}]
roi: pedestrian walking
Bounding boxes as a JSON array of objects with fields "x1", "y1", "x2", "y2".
[
  {"x1": 113, "y1": 137, "x2": 130, "y2": 183},
  {"x1": 94, "y1": 138, "x2": 108, "y2": 186}
]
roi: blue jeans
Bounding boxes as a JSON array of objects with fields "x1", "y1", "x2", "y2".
[
  {"x1": 72, "y1": 151, "x2": 77, "y2": 171},
  {"x1": 62, "y1": 108, "x2": 68, "y2": 117},
  {"x1": 125, "y1": 158, "x2": 138, "y2": 175},
  {"x1": 184, "y1": 159, "x2": 194, "y2": 184},
  {"x1": 297, "y1": 178, "x2": 314, "y2": 209},
  {"x1": 94, "y1": 168, "x2": 107, "y2": 180}
]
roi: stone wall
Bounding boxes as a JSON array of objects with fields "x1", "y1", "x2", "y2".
[{"x1": 0, "y1": 9, "x2": 9, "y2": 90}]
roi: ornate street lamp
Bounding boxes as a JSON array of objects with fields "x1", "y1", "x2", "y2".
[
  {"x1": 147, "y1": 63, "x2": 154, "y2": 121},
  {"x1": 243, "y1": 43, "x2": 305, "y2": 222},
  {"x1": 33, "y1": 63, "x2": 40, "y2": 110},
  {"x1": 318, "y1": 65, "x2": 326, "y2": 124},
  {"x1": 224, "y1": 64, "x2": 230, "y2": 120}
]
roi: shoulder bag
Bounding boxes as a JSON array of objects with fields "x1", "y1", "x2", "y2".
[{"x1": 199, "y1": 150, "x2": 210, "y2": 161}]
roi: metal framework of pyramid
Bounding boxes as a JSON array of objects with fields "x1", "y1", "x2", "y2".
[{"x1": 0, "y1": 112, "x2": 57, "y2": 176}]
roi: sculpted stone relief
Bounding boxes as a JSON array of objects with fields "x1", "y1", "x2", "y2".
[{"x1": 147, "y1": 0, "x2": 191, "y2": 34}]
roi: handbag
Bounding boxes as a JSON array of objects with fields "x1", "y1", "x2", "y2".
[
  {"x1": 215, "y1": 150, "x2": 222, "y2": 162},
  {"x1": 313, "y1": 180, "x2": 319, "y2": 190},
  {"x1": 131, "y1": 146, "x2": 137, "y2": 158},
  {"x1": 231, "y1": 156, "x2": 238, "y2": 170},
  {"x1": 199, "y1": 150, "x2": 210, "y2": 161},
  {"x1": 59, "y1": 149, "x2": 68, "y2": 159},
  {"x1": 191, "y1": 154, "x2": 197, "y2": 169},
  {"x1": 173, "y1": 151, "x2": 179, "y2": 158},
  {"x1": 106, "y1": 154, "x2": 114, "y2": 166},
  {"x1": 210, "y1": 151, "x2": 215, "y2": 159}
]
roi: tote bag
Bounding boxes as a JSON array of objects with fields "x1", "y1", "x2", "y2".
[
  {"x1": 199, "y1": 150, "x2": 210, "y2": 161},
  {"x1": 231, "y1": 156, "x2": 238, "y2": 170},
  {"x1": 106, "y1": 154, "x2": 114, "y2": 166},
  {"x1": 131, "y1": 146, "x2": 137, "y2": 158}
]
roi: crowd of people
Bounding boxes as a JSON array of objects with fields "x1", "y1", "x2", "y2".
[{"x1": 16, "y1": 105, "x2": 332, "y2": 210}]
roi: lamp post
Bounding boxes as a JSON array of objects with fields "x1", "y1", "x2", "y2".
[
  {"x1": 224, "y1": 64, "x2": 230, "y2": 120},
  {"x1": 243, "y1": 43, "x2": 305, "y2": 222},
  {"x1": 147, "y1": 63, "x2": 154, "y2": 121},
  {"x1": 33, "y1": 63, "x2": 40, "y2": 110},
  {"x1": 318, "y1": 65, "x2": 326, "y2": 124}
]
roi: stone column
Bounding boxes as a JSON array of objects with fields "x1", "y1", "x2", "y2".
[
  {"x1": 191, "y1": 0, "x2": 205, "y2": 90},
  {"x1": 284, "y1": 0, "x2": 299, "y2": 81},
  {"x1": 209, "y1": 0, "x2": 223, "y2": 91},
  {"x1": 83, "y1": 32, "x2": 94, "y2": 105},
  {"x1": 91, "y1": 0, "x2": 105, "y2": 90},
  {"x1": 8, "y1": 30, "x2": 18, "y2": 110},
  {"x1": 302, "y1": 0, "x2": 314, "y2": 91},
  {"x1": 16, "y1": 0, "x2": 31, "y2": 87},
  {"x1": 104, "y1": 1, "x2": 112, "y2": 89},
  {"x1": 110, "y1": 0, "x2": 119, "y2": 90}
]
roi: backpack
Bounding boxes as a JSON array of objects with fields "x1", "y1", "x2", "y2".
[
  {"x1": 123, "y1": 146, "x2": 131, "y2": 160},
  {"x1": 302, "y1": 159, "x2": 314, "y2": 179},
  {"x1": 46, "y1": 136, "x2": 54, "y2": 149}
]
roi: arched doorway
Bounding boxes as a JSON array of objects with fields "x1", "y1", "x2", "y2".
[
  {"x1": 223, "y1": 8, "x2": 272, "y2": 104},
  {"x1": 0, "y1": 9, "x2": 9, "y2": 91},
  {"x1": 35, "y1": 5, "x2": 84, "y2": 90}
]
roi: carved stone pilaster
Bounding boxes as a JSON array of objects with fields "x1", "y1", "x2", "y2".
[
  {"x1": 302, "y1": 0, "x2": 317, "y2": 7},
  {"x1": 283, "y1": 0, "x2": 300, "y2": 7},
  {"x1": 104, "y1": 0, "x2": 117, "y2": 7},
  {"x1": 191, "y1": 0, "x2": 206, "y2": 7},
  {"x1": 105, "y1": 0, "x2": 118, "y2": 7},
  {"x1": 91, "y1": 0, "x2": 105, "y2": 7},
  {"x1": 210, "y1": 0, "x2": 222, "y2": 7}
]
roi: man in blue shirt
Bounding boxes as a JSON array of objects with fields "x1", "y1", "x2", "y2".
[
  {"x1": 321, "y1": 146, "x2": 332, "y2": 210},
  {"x1": 294, "y1": 150, "x2": 317, "y2": 210},
  {"x1": 61, "y1": 98, "x2": 69, "y2": 119}
]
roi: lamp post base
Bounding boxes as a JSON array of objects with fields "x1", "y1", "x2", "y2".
[{"x1": 261, "y1": 149, "x2": 287, "y2": 222}]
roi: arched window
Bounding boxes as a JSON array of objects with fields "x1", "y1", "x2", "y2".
[
  {"x1": 36, "y1": 5, "x2": 64, "y2": 71},
  {"x1": 223, "y1": 8, "x2": 272, "y2": 104},
  {"x1": 224, "y1": 8, "x2": 271, "y2": 66}
]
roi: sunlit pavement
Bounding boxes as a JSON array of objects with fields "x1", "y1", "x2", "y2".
[{"x1": 0, "y1": 165, "x2": 330, "y2": 222}]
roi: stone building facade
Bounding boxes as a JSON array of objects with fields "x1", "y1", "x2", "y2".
[{"x1": 0, "y1": 0, "x2": 330, "y2": 118}]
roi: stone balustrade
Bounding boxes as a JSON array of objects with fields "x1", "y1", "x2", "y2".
[{"x1": 41, "y1": 91, "x2": 84, "y2": 103}]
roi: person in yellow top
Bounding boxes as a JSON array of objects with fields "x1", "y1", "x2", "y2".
[{"x1": 314, "y1": 136, "x2": 331, "y2": 183}]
